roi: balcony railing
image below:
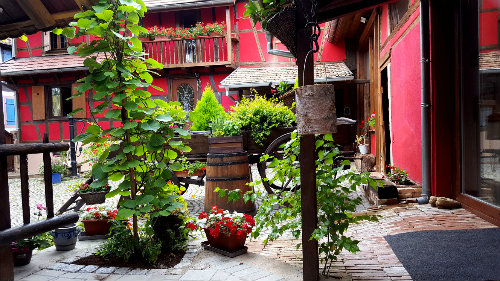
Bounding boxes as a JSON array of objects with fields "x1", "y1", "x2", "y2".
[{"x1": 142, "y1": 34, "x2": 234, "y2": 68}]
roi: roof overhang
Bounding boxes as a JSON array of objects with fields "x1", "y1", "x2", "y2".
[
  {"x1": 0, "y1": 55, "x2": 96, "y2": 77},
  {"x1": 220, "y1": 62, "x2": 354, "y2": 90},
  {"x1": 0, "y1": 0, "x2": 96, "y2": 40},
  {"x1": 144, "y1": 0, "x2": 235, "y2": 12}
]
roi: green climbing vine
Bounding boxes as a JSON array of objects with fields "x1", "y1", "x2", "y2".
[{"x1": 64, "y1": 0, "x2": 189, "y2": 239}]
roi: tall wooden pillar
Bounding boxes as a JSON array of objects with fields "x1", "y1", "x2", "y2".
[
  {"x1": 296, "y1": 1, "x2": 319, "y2": 280},
  {"x1": 0, "y1": 74, "x2": 14, "y2": 280}
]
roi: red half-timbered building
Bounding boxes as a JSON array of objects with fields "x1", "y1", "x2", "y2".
[{"x1": 0, "y1": 0, "x2": 354, "y2": 173}]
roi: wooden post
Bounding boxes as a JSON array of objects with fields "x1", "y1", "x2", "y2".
[
  {"x1": 226, "y1": 7, "x2": 232, "y2": 64},
  {"x1": 296, "y1": 1, "x2": 319, "y2": 280},
  {"x1": 0, "y1": 72, "x2": 14, "y2": 280},
  {"x1": 42, "y1": 134, "x2": 54, "y2": 219},
  {"x1": 20, "y1": 154, "x2": 30, "y2": 225}
]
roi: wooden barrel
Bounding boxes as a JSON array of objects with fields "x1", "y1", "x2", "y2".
[{"x1": 205, "y1": 152, "x2": 255, "y2": 213}]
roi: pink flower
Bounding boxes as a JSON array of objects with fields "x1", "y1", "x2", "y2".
[{"x1": 36, "y1": 204, "x2": 46, "y2": 210}]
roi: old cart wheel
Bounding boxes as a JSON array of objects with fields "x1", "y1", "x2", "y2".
[{"x1": 257, "y1": 133, "x2": 300, "y2": 194}]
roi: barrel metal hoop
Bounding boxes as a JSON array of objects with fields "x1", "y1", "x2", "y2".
[
  {"x1": 206, "y1": 176, "x2": 250, "y2": 182},
  {"x1": 207, "y1": 160, "x2": 249, "y2": 166},
  {"x1": 207, "y1": 152, "x2": 248, "y2": 158}
]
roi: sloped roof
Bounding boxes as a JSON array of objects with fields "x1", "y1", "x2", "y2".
[
  {"x1": 480, "y1": 51, "x2": 500, "y2": 70},
  {"x1": 144, "y1": 0, "x2": 235, "y2": 12},
  {"x1": 0, "y1": 0, "x2": 96, "y2": 40},
  {"x1": 219, "y1": 62, "x2": 353, "y2": 89},
  {"x1": 0, "y1": 55, "x2": 89, "y2": 76}
]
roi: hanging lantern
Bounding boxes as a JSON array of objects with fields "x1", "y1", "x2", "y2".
[
  {"x1": 295, "y1": 84, "x2": 337, "y2": 135},
  {"x1": 487, "y1": 111, "x2": 500, "y2": 140}
]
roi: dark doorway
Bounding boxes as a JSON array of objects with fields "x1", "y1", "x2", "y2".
[{"x1": 381, "y1": 67, "x2": 392, "y2": 171}]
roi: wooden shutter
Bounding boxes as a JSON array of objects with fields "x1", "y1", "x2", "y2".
[
  {"x1": 6, "y1": 99, "x2": 15, "y2": 125},
  {"x1": 31, "y1": 86, "x2": 45, "y2": 120},
  {"x1": 42, "y1": 32, "x2": 50, "y2": 53},
  {"x1": 71, "y1": 83, "x2": 86, "y2": 118}
]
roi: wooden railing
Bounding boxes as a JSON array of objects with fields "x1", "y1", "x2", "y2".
[
  {"x1": 0, "y1": 133, "x2": 78, "y2": 280},
  {"x1": 142, "y1": 34, "x2": 234, "y2": 68}
]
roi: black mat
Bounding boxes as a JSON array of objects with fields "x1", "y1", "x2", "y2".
[{"x1": 385, "y1": 228, "x2": 500, "y2": 281}]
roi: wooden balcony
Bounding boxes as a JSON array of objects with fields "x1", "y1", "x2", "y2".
[{"x1": 142, "y1": 34, "x2": 235, "y2": 68}]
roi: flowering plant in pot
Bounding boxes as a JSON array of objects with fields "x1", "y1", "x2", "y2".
[
  {"x1": 356, "y1": 113, "x2": 375, "y2": 154},
  {"x1": 185, "y1": 205, "x2": 255, "y2": 252},
  {"x1": 39, "y1": 158, "x2": 67, "y2": 184},
  {"x1": 80, "y1": 206, "x2": 118, "y2": 236},
  {"x1": 12, "y1": 204, "x2": 53, "y2": 266},
  {"x1": 78, "y1": 182, "x2": 111, "y2": 204},
  {"x1": 176, "y1": 158, "x2": 206, "y2": 177}
]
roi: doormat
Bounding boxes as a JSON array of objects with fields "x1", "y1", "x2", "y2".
[{"x1": 385, "y1": 228, "x2": 500, "y2": 281}]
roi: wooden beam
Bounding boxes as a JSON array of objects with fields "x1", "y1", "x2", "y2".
[
  {"x1": 359, "y1": 9, "x2": 377, "y2": 46},
  {"x1": 317, "y1": 0, "x2": 391, "y2": 23},
  {"x1": 0, "y1": 77, "x2": 14, "y2": 281},
  {"x1": 226, "y1": 7, "x2": 233, "y2": 64},
  {"x1": 296, "y1": 0, "x2": 319, "y2": 280},
  {"x1": 15, "y1": 0, "x2": 55, "y2": 29}
]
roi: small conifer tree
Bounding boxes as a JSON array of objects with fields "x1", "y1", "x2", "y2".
[{"x1": 190, "y1": 86, "x2": 226, "y2": 131}]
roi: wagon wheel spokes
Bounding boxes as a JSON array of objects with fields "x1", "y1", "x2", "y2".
[{"x1": 258, "y1": 133, "x2": 300, "y2": 194}]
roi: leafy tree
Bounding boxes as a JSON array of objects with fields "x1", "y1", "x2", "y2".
[
  {"x1": 189, "y1": 85, "x2": 226, "y2": 131},
  {"x1": 65, "y1": 0, "x2": 190, "y2": 242}
]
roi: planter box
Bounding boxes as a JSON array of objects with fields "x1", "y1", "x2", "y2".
[
  {"x1": 82, "y1": 220, "x2": 112, "y2": 236},
  {"x1": 208, "y1": 136, "x2": 244, "y2": 154},
  {"x1": 79, "y1": 191, "x2": 107, "y2": 205},
  {"x1": 362, "y1": 173, "x2": 399, "y2": 206},
  {"x1": 175, "y1": 169, "x2": 205, "y2": 177}
]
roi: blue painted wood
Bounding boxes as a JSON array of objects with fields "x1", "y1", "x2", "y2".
[{"x1": 5, "y1": 99, "x2": 15, "y2": 125}]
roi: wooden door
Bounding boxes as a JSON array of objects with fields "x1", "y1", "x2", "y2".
[{"x1": 171, "y1": 79, "x2": 199, "y2": 111}]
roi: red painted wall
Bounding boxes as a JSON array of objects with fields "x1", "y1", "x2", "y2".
[{"x1": 389, "y1": 24, "x2": 422, "y2": 184}]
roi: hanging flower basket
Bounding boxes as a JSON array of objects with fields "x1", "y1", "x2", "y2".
[
  {"x1": 265, "y1": 5, "x2": 297, "y2": 57},
  {"x1": 295, "y1": 84, "x2": 337, "y2": 135},
  {"x1": 79, "y1": 191, "x2": 107, "y2": 205}
]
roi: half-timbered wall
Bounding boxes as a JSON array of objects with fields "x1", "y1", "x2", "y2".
[{"x1": 11, "y1": 2, "x2": 348, "y2": 146}]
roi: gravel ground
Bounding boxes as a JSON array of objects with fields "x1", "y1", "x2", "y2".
[{"x1": 7, "y1": 165, "x2": 369, "y2": 231}]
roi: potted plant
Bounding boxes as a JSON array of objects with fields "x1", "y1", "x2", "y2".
[
  {"x1": 356, "y1": 113, "x2": 376, "y2": 155},
  {"x1": 78, "y1": 181, "x2": 111, "y2": 205},
  {"x1": 50, "y1": 224, "x2": 80, "y2": 251},
  {"x1": 39, "y1": 158, "x2": 67, "y2": 184},
  {"x1": 185, "y1": 205, "x2": 255, "y2": 254},
  {"x1": 12, "y1": 204, "x2": 52, "y2": 266},
  {"x1": 80, "y1": 206, "x2": 117, "y2": 236},
  {"x1": 176, "y1": 158, "x2": 206, "y2": 177}
]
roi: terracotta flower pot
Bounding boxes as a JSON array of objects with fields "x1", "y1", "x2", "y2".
[
  {"x1": 82, "y1": 219, "x2": 112, "y2": 236},
  {"x1": 204, "y1": 229, "x2": 246, "y2": 252},
  {"x1": 11, "y1": 247, "x2": 32, "y2": 266},
  {"x1": 175, "y1": 169, "x2": 205, "y2": 177}
]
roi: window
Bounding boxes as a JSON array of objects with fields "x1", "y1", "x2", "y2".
[
  {"x1": 50, "y1": 33, "x2": 67, "y2": 50},
  {"x1": 6, "y1": 98, "x2": 15, "y2": 125},
  {"x1": 175, "y1": 10, "x2": 201, "y2": 63},
  {"x1": 49, "y1": 86, "x2": 72, "y2": 118},
  {"x1": 388, "y1": 0, "x2": 409, "y2": 32}
]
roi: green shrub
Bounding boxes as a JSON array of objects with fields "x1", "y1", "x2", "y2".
[
  {"x1": 228, "y1": 94, "x2": 295, "y2": 145},
  {"x1": 189, "y1": 86, "x2": 226, "y2": 131}
]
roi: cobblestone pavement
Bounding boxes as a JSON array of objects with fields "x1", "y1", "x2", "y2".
[{"x1": 246, "y1": 203, "x2": 497, "y2": 281}]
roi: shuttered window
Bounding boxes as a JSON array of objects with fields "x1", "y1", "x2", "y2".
[{"x1": 6, "y1": 98, "x2": 15, "y2": 125}]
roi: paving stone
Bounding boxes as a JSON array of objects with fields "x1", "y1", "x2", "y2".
[
  {"x1": 127, "y1": 269, "x2": 149, "y2": 275},
  {"x1": 148, "y1": 269, "x2": 168, "y2": 275},
  {"x1": 255, "y1": 274, "x2": 285, "y2": 281},
  {"x1": 224, "y1": 264, "x2": 250, "y2": 274},
  {"x1": 48, "y1": 263, "x2": 85, "y2": 272},
  {"x1": 179, "y1": 269, "x2": 216, "y2": 280},
  {"x1": 36, "y1": 269, "x2": 66, "y2": 277},
  {"x1": 101, "y1": 274, "x2": 122, "y2": 281},
  {"x1": 96, "y1": 267, "x2": 118, "y2": 274},
  {"x1": 18, "y1": 274, "x2": 57, "y2": 281},
  {"x1": 79, "y1": 265, "x2": 99, "y2": 273}
]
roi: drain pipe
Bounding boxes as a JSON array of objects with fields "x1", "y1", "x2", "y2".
[
  {"x1": 418, "y1": 0, "x2": 431, "y2": 204},
  {"x1": 265, "y1": 32, "x2": 295, "y2": 58}
]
